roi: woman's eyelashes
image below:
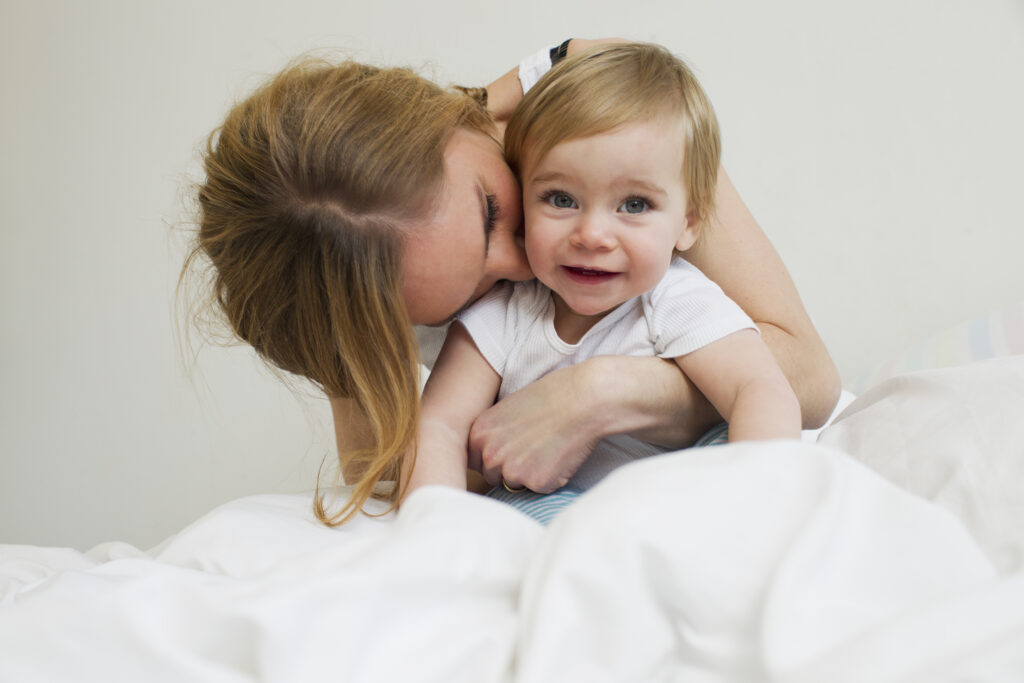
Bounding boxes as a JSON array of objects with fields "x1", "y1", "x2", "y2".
[{"x1": 485, "y1": 193, "x2": 499, "y2": 233}]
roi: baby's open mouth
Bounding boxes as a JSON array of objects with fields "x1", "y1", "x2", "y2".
[{"x1": 562, "y1": 266, "x2": 620, "y2": 283}]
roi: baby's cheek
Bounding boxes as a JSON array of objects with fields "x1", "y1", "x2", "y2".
[{"x1": 523, "y1": 229, "x2": 548, "y2": 267}]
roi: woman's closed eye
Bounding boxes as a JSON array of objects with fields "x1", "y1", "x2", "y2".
[{"x1": 485, "y1": 193, "x2": 499, "y2": 233}]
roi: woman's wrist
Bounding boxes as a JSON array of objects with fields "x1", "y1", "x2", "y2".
[{"x1": 517, "y1": 41, "x2": 563, "y2": 94}]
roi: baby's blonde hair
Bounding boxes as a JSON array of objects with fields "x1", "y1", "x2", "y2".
[{"x1": 505, "y1": 42, "x2": 721, "y2": 228}]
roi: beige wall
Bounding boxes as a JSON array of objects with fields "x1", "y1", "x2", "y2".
[{"x1": 2, "y1": 0, "x2": 1022, "y2": 549}]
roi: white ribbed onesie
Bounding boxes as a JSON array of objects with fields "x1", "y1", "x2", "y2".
[{"x1": 457, "y1": 258, "x2": 756, "y2": 490}]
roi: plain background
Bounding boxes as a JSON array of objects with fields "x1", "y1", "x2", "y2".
[{"x1": 2, "y1": 0, "x2": 1022, "y2": 550}]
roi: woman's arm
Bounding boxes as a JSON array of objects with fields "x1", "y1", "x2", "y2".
[
  {"x1": 331, "y1": 396, "x2": 375, "y2": 484},
  {"x1": 686, "y1": 168, "x2": 841, "y2": 428}
]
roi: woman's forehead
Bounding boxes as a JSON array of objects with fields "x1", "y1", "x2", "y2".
[{"x1": 400, "y1": 138, "x2": 490, "y2": 325}]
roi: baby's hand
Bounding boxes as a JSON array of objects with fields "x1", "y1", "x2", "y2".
[{"x1": 468, "y1": 369, "x2": 598, "y2": 493}]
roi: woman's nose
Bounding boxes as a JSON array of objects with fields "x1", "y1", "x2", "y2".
[{"x1": 485, "y1": 226, "x2": 532, "y2": 283}]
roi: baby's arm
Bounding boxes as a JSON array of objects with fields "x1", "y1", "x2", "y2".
[
  {"x1": 675, "y1": 329, "x2": 801, "y2": 442},
  {"x1": 400, "y1": 323, "x2": 501, "y2": 500}
]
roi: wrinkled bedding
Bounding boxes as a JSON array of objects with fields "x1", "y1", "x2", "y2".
[{"x1": 2, "y1": 356, "x2": 1023, "y2": 682}]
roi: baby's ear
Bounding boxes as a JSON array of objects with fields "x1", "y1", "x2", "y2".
[{"x1": 674, "y1": 211, "x2": 700, "y2": 251}]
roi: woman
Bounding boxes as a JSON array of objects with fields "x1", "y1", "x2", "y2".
[{"x1": 187, "y1": 38, "x2": 840, "y2": 525}]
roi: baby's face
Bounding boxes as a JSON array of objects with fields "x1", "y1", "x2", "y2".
[{"x1": 520, "y1": 117, "x2": 698, "y2": 319}]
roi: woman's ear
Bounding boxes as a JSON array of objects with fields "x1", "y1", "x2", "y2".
[{"x1": 674, "y1": 211, "x2": 700, "y2": 251}]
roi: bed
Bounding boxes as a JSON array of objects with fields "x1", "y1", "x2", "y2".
[{"x1": 2, "y1": 305, "x2": 1023, "y2": 682}]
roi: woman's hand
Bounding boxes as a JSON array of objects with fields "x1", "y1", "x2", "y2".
[{"x1": 467, "y1": 355, "x2": 719, "y2": 493}]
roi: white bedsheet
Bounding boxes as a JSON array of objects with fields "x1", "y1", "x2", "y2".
[{"x1": 2, "y1": 357, "x2": 1023, "y2": 682}]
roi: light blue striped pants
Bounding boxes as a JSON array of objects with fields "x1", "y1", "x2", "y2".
[{"x1": 484, "y1": 422, "x2": 730, "y2": 525}]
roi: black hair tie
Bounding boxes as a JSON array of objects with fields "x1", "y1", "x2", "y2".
[{"x1": 549, "y1": 39, "x2": 572, "y2": 66}]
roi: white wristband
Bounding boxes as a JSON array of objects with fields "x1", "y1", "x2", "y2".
[{"x1": 517, "y1": 43, "x2": 558, "y2": 95}]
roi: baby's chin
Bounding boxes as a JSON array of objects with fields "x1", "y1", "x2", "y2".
[
  {"x1": 569, "y1": 301, "x2": 625, "y2": 317},
  {"x1": 551, "y1": 291, "x2": 628, "y2": 319}
]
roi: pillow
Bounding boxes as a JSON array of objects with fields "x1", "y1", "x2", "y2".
[
  {"x1": 855, "y1": 301, "x2": 1024, "y2": 392},
  {"x1": 820, "y1": 355, "x2": 1024, "y2": 573}
]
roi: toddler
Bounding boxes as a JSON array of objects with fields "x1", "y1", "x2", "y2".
[{"x1": 401, "y1": 43, "x2": 800, "y2": 521}]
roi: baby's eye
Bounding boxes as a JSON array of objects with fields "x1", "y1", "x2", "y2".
[
  {"x1": 619, "y1": 198, "x2": 648, "y2": 214},
  {"x1": 544, "y1": 192, "x2": 577, "y2": 209}
]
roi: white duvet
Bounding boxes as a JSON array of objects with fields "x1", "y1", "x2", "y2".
[{"x1": 2, "y1": 356, "x2": 1023, "y2": 682}]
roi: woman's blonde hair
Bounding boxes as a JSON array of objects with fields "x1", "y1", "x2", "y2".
[
  {"x1": 183, "y1": 57, "x2": 493, "y2": 525},
  {"x1": 505, "y1": 42, "x2": 721, "y2": 228}
]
